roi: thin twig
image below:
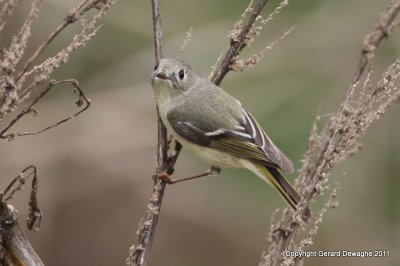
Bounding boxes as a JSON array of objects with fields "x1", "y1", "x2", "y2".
[
  {"x1": 210, "y1": 0, "x2": 270, "y2": 85},
  {"x1": 15, "y1": 0, "x2": 97, "y2": 82},
  {"x1": 1, "y1": 166, "x2": 42, "y2": 231},
  {"x1": 231, "y1": 25, "x2": 295, "y2": 71},
  {"x1": 0, "y1": 79, "x2": 91, "y2": 140},
  {"x1": 0, "y1": 0, "x2": 116, "y2": 120},
  {"x1": 304, "y1": 0, "x2": 400, "y2": 217},
  {"x1": 152, "y1": 0, "x2": 164, "y2": 65},
  {"x1": 2, "y1": 166, "x2": 36, "y2": 201},
  {"x1": 177, "y1": 28, "x2": 193, "y2": 58},
  {"x1": 0, "y1": 0, "x2": 23, "y2": 33},
  {"x1": 260, "y1": 1, "x2": 400, "y2": 265},
  {"x1": 127, "y1": 0, "x2": 167, "y2": 265},
  {"x1": 308, "y1": 0, "x2": 400, "y2": 188},
  {"x1": 0, "y1": 0, "x2": 42, "y2": 111}
]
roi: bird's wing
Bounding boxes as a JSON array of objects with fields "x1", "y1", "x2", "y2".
[
  {"x1": 168, "y1": 107, "x2": 293, "y2": 172},
  {"x1": 239, "y1": 108, "x2": 293, "y2": 172}
]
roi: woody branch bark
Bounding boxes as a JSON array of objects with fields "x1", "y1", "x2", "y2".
[
  {"x1": 0, "y1": 204, "x2": 44, "y2": 266},
  {"x1": 1, "y1": 166, "x2": 43, "y2": 265},
  {"x1": 126, "y1": 0, "x2": 167, "y2": 264}
]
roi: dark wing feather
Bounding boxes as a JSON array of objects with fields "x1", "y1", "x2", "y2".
[
  {"x1": 208, "y1": 136, "x2": 280, "y2": 168},
  {"x1": 173, "y1": 122, "x2": 211, "y2": 146},
  {"x1": 241, "y1": 108, "x2": 294, "y2": 172},
  {"x1": 168, "y1": 108, "x2": 293, "y2": 172}
]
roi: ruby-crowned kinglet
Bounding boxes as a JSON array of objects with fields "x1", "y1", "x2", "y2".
[{"x1": 151, "y1": 58, "x2": 310, "y2": 218}]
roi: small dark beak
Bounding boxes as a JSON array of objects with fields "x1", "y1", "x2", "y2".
[{"x1": 156, "y1": 72, "x2": 169, "y2": 80}]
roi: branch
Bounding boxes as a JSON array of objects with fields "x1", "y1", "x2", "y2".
[
  {"x1": 0, "y1": 204, "x2": 44, "y2": 266},
  {"x1": 0, "y1": 166, "x2": 43, "y2": 265},
  {"x1": 210, "y1": 0, "x2": 270, "y2": 85},
  {"x1": 0, "y1": 0, "x2": 23, "y2": 33},
  {"x1": 151, "y1": 0, "x2": 164, "y2": 65},
  {"x1": 177, "y1": 28, "x2": 194, "y2": 58},
  {"x1": 126, "y1": 0, "x2": 167, "y2": 265},
  {"x1": 260, "y1": 1, "x2": 400, "y2": 265},
  {"x1": 0, "y1": 79, "x2": 91, "y2": 141},
  {"x1": 15, "y1": 0, "x2": 104, "y2": 82},
  {"x1": 0, "y1": 0, "x2": 117, "y2": 120},
  {"x1": 309, "y1": 0, "x2": 400, "y2": 182},
  {"x1": 128, "y1": 0, "x2": 274, "y2": 265}
]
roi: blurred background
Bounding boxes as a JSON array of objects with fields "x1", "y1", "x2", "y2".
[{"x1": 1, "y1": 0, "x2": 399, "y2": 265}]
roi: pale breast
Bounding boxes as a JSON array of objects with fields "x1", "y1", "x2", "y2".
[{"x1": 173, "y1": 133, "x2": 243, "y2": 168}]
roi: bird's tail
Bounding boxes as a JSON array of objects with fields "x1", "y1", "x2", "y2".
[{"x1": 256, "y1": 164, "x2": 311, "y2": 221}]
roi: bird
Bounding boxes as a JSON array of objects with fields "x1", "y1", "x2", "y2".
[{"x1": 151, "y1": 57, "x2": 310, "y2": 220}]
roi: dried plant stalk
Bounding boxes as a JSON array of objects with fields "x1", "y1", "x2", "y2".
[
  {"x1": 0, "y1": 0, "x2": 117, "y2": 122},
  {"x1": 177, "y1": 28, "x2": 193, "y2": 58},
  {"x1": 0, "y1": 79, "x2": 91, "y2": 140},
  {"x1": 0, "y1": 166, "x2": 43, "y2": 265},
  {"x1": 210, "y1": 0, "x2": 271, "y2": 85},
  {"x1": 126, "y1": 0, "x2": 166, "y2": 265},
  {"x1": 0, "y1": 0, "x2": 119, "y2": 264},
  {"x1": 231, "y1": 25, "x2": 294, "y2": 71},
  {"x1": 0, "y1": 0, "x2": 23, "y2": 33},
  {"x1": 0, "y1": 204, "x2": 44, "y2": 266},
  {"x1": 260, "y1": 1, "x2": 400, "y2": 265}
]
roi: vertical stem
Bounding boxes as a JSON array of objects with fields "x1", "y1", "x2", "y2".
[
  {"x1": 127, "y1": 0, "x2": 166, "y2": 265},
  {"x1": 151, "y1": 0, "x2": 164, "y2": 64},
  {"x1": 141, "y1": 0, "x2": 168, "y2": 262},
  {"x1": 260, "y1": 1, "x2": 400, "y2": 265}
]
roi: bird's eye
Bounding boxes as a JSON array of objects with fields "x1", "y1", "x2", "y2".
[
  {"x1": 153, "y1": 64, "x2": 159, "y2": 71},
  {"x1": 178, "y1": 69, "x2": 184, "y2": 80}
]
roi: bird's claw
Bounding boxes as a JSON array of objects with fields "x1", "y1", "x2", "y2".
[{"x1": 153, "y1": 172, "x2": 173, "y2": 184}]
